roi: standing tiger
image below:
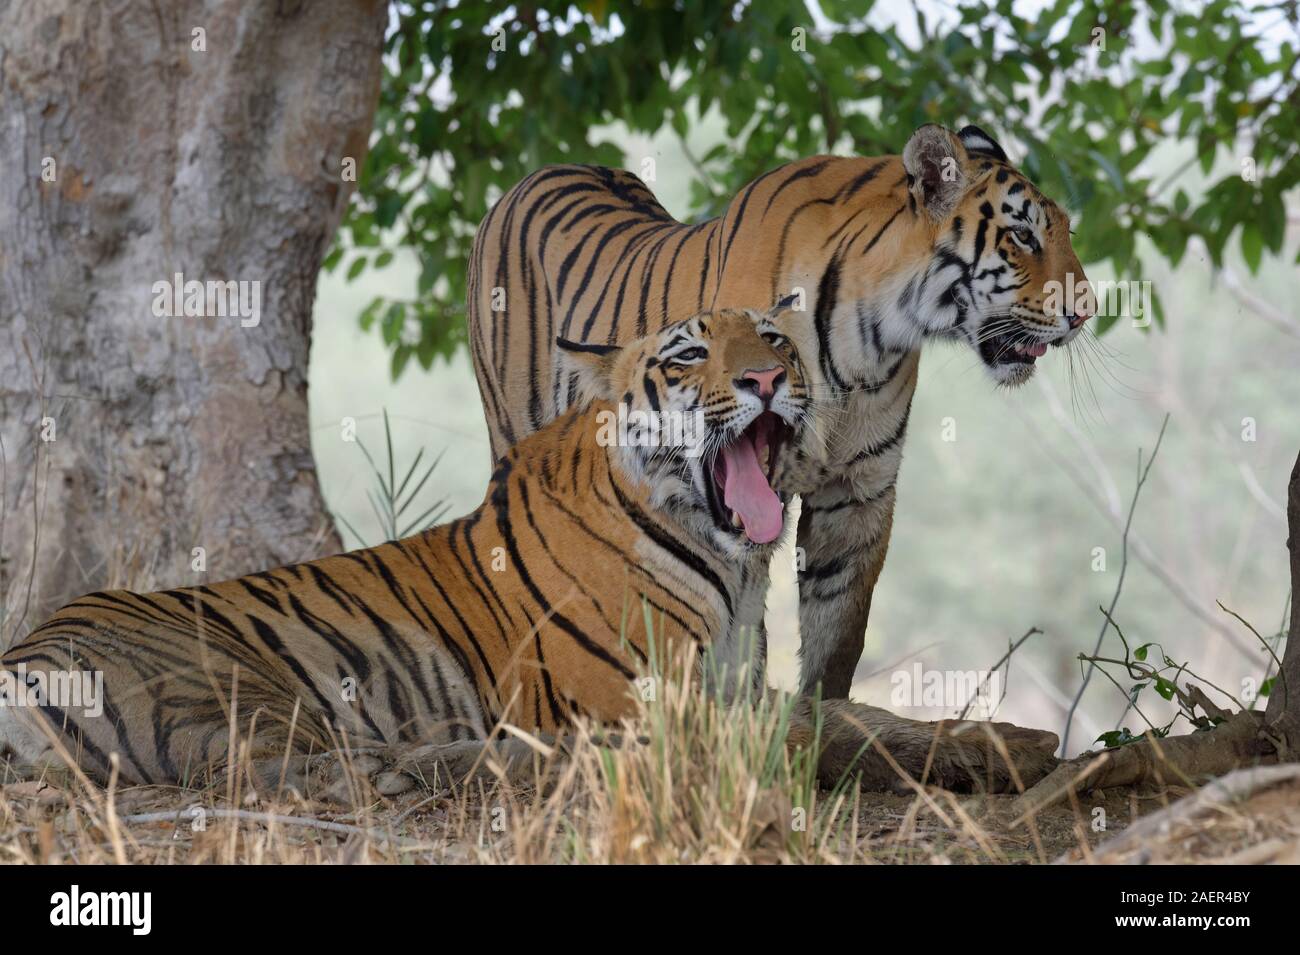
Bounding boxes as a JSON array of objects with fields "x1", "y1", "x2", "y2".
[
  {"x1": 468, "y1": 123, "x2": 1093, "y2": 699},
  {"x1": 0, "y1": 309, "x2": 1060, "y2": 795}
]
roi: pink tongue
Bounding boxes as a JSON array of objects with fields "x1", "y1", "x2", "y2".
[
  {"x1": 721, "y1": 433, "x2": 784, "y2": 544},
  {"x1": 1027, "y1": 342, "x2": 1048, "y2": 357}
]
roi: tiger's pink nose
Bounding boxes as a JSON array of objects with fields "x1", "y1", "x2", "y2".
[
  {"x1": 1070, "y1": 285, "x2": 1093, "y2": 328},
  {"x1": 736, "y1": 366, "x2": 785, "y2": 399}
]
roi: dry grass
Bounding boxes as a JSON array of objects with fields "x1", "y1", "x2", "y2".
[
  {"x1": 1, "y1": 648, "x2": 1251, "y2": 865},
  {"x1": 3, "y1": 561, "x2": 1292, "y2": 863},
  {"x1": 2, "y1": 462, "x2": 1291, "y2": 864}
]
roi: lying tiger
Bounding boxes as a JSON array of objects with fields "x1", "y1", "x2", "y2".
[{"x1": 0, "y1": 308, "x2": 1057, "y2": 797}]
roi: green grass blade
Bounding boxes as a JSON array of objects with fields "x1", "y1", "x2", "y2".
[
  {"x1": 398, "y1": 499, "x2": 450, "y2": 538},
  {"x1": 393, "y1": 447, "x2": 425, "y2": 505}
]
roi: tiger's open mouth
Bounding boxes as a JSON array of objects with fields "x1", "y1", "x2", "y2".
[
  {"x1": 705, "y1": 411, "x2": 792, "y2": 545},
  {"x1": 978, "y1": 319, "x2": 1051, "y2": 367}
]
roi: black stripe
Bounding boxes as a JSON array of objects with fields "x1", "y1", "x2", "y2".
[
  {"x1": 761, "y1": 159, "x2": 832, "y2": 218},
  {"x1": 813, "y1": 256, "x2": 851, "y2": 392},
  {"x1": 302, "y1": 563, "x2": 359, "y2": 618},
  {"x1": 605, "y1": 473, "x2": 733, "y2": 620},
  {"x1": 490, "y1": 457, "x2": 636, "y2": 680},
  {"x1": 531, "y1": 477, "x2": 708, "y2": 636},
  {"x1": 837, "y1": 160, "x2": 889, "y2": 201},
  {"x1": 348, "y1": 548, "x2": 441, "y2": 710},
  {"x1": 529, "y1": 620, "x2": 568, "y2": 728},
  {"x1": 859, "y1": 205, "x2": 904, "y2": 256},
  {"x1": 851, "y1": 401, "x2": 913, "y2": 462},
  {"x1": 245, "y1": 614, "x2": 344, "y2": 724}
]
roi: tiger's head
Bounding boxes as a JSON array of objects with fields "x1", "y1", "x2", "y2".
[
  {"x1": 558, "y1": 307, "x2": 808, "y2": 555},
  {"x1": 903, "y1": 123, "x2": 1093, "y2": 386}
]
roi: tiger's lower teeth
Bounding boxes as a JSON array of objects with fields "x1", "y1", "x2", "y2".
[{"x1": 730, "y1": 511, "x2": 743, "y2": 529}]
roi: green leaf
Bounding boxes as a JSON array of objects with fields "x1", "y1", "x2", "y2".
[
  {"x1": 322, "y1": 245, "x2": 345, "y2": 273},
  {"x1": 391, "y1": 346, "x2": 412, "y2": 380},
  {"x1": 1258, "y1": 186, "x2": 1286, "y2": 253},
  {"x1": 1149, "y1": 286, "x2": 1165, "y2": 329},
  {"x1": 358, "y1": 296, "x2": 383, "y2": 332},
  {"x1": 1096, "y1": 727, "x2": 1138, "y2": 749},
  {"x1": 375, "y1": 192, "x2": 405, "y2": 230},
  {"x1": 1240, "y1": 221, "x2": 1263, "y2": 274},
  {"x1": 381, "y1": 302, "x2": 405, "y2": 346},
  {"x1": 671, "y1": 107, "x2": 689, "y2": 140}
]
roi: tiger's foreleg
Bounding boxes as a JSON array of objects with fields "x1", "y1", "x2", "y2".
[{"x1": 794, "y1": 481, "x2": 896, "y2": 698}]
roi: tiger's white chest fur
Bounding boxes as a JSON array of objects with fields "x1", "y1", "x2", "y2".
[{"x1": 770, "y1": 331, "x2": 918, "y2": 504}]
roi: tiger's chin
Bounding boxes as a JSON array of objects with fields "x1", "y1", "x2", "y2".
[
  {"x1": 974, "y1": 321, "x2": 1051, "y2": 387},
  {"x1": 988, "y1": 359, "x2": 1038, "y2": 388}
]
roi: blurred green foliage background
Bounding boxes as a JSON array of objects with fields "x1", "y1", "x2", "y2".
[{"x1": 328, "y1": 0, "x2": 1299, "y2": 373}]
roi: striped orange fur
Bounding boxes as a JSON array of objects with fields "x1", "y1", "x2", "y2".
[
  {"x1": 0, "y1": 309, "x2": 813, "y2": 786},
  {"x1": 467, "y1": 123, "x2": 1092, "y2": 697}
]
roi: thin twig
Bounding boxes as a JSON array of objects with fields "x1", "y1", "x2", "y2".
[
  {"x1": 677, "y1": 136, "x2": 722, "y2": 200},
  {"x1": 1094, "y1": 605, "x2": 1251, "y2": 715},
  {"x1": 1061, "y1": 415, "x2": 1170, "y2": 756},
  {"x1": 958, "y1": 626, "x2": 1041, "y2": 720},
  {"x1": 1215, "y1": 259, "x2": 1300, "y2": 342},
  {"x1": 120, "y1": 809, "x2": 422, "y2": 847},
  {"x1": 1218, "y1": 599, "x2": 1289, "y2": 714}
]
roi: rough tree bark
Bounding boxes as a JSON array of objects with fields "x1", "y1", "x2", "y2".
[
  {"x1": 1264, "y1": 451, "x2": 1300, "y2": 737},
  {"x1": 0, "y1": 0, "x2": 386, "y2": 641}
]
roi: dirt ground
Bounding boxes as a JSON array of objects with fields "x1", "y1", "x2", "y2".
[{"x1": 8, "y1": 775, "x2": 1290, "y2": 864}]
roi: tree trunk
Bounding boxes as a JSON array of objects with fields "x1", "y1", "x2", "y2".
[
  {"x1": 0, "y1": 0, "x2": 384, "y2": 643},
  {"x1": 1264, "y1": 451, "x2": 1300, "y2": 736}
]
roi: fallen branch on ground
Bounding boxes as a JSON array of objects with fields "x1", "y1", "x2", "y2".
[
  {"x1": 1066, "y1": 763, "x2": 1300, "y2": 864},
  {"x1": 120, "y1": 808, "x2": 422, "y2": 847}
]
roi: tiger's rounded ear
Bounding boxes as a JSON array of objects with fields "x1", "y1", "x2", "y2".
[
  {"x1": 902, "y1": 124, "x2": 967, "y2": 222},
  {"x1": 957, "y1": 124, "x2": 1009, "y2": 163},
  {"x1": 556, "y1": 338, "x2": 622, "y2": 403}
]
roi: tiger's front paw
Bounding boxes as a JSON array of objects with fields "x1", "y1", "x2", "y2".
[
  {"x1": 243, "y1": 749, "x2": 403, "y2": 804},
  {"x1": 310, "y1": 749, "x2": 427, "y2": 802},
  {"x1": 302, "y1": 738, "x2": 556, "y2": 804}
]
